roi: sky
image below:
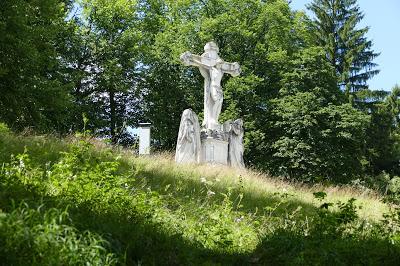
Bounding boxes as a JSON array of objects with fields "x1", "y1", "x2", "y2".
[{"x1": 290, "y1": 0, "x2": 400, "y2": 91}]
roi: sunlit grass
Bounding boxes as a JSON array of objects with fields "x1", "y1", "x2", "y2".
[
  {"x1": 0, "y1": 132, "x2": 390, "y2": 222},
  {"x1": 1, "y1": 133, "x2": 399, "y2": 265},
  {"x1": 115, "y1": 150, "x2": 388, "y2": 222}
]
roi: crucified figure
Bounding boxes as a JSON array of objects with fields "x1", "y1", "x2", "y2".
[{"x1": 180, "y1": 41, "x2": 241, "y2": 131}]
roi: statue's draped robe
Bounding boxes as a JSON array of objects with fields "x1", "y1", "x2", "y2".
[
  {"x1": 228, "y1": 119, "x2": 245, "y2": 168},
  {"x1": 175, "y1": 109, "x2": 201, "y2": 163}
]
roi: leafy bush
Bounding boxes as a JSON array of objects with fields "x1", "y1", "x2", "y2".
[
  {"x1": 312, "y1": 192, "x2": 359, "y2": 237},
  {"x1": 0, "y1": 122, "x2": 10, "y2": 134},
  {"x1": 384, "y1": 176, "x2": 400, "y2": 204},
  {"x1": 271, "y1": 92, "x2": 369, "y2": 182},
  {"x1": 388, "y1": 176, "x2": 400, "y2": 194}
]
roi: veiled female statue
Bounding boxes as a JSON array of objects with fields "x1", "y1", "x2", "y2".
[
  {"x1": 227, "y1": 119, "x2": 245, "y2": 168},
  {"x1": 175, "y1": 109, "x2": 201, "y2": 163}
]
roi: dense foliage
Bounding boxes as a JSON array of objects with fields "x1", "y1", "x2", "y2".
[
  {"x1": 1, "y1": 132, "x2": 400, "y2": 265},
  {"x1": 0, "y1": 0, "x2": 398, "y2": 183},
  {"x1": 0, "y1": 0, "x2": 72, "y2": 132}
]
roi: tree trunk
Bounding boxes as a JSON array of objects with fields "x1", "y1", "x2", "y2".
[{"x1": 109, "y1": 88, "x2": 116, "y2": 144}]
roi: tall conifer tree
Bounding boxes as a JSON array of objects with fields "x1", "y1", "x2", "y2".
[{"x1": 308, "y1": 0, "x2": 379, "y2": 97}]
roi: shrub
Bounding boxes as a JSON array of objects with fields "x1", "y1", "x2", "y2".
[
  {"x1": 0, "y1": 122, "x2": 10, "y2": 134},
  {"x1": 271, "y1": 92, "x2": 369, "y2": 182}
]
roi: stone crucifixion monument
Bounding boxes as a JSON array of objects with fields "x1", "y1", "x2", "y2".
[
  {"x1": 180, "y1": 41, "x2": 241, "y2": 131},
  {"x1": 175, "y1": 41, "x2": 245, "y2": 168}
]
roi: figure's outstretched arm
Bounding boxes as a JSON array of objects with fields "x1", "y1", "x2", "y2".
[
  {"x1": 180, "y1": 52, "x2": 212, "y2": 69},
  {"x1": 221, "y1": 62, "x2": 241, "y2": 77}
]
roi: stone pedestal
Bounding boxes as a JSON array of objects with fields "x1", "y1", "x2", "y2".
[
  {"x1": 138, "y1": 123, "x2": 151, "y2": 155},
  {"x1": 201, "y1": 137, "x2": 228, "y2": 165},
  {"x1": 200, "y1": 129, "x2": 229, "y2": 165}
]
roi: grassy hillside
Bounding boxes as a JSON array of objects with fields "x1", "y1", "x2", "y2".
[{"x1": 1, "y1": 130, "x2": 400, "y2": 265}]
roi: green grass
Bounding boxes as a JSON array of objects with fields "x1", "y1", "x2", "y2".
[
  {"x1": 1, "y1": 131, "x2": 400, "y2": 265},
  {"x1": 129, "y1": 151, "x2": 388, "y2": 221}
]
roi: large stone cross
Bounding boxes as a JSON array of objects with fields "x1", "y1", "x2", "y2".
[{"x1": 180, "y1": 42, "x2": 241, "y2": 131}]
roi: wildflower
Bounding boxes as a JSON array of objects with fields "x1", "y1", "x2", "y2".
[
  {"x1": 19, "y1": 159, "x2": 25, "y2": 169},
  {"x1": 235, "y1": 216, "x2": 244, "y2": 223},
  {"x1": 200, "y1": 177, "x2": 207, "y2": 183},
  {"x1": 207, "y1": 190, "x2": 215, "y2": 196}
]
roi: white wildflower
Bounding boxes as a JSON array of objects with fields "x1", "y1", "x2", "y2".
[
  {"x1": 235, "y1": 216, "x2": 244, "y2": 223},
  {"x1": 207, "y1": 190, "x2": 215, "y2": 196}
]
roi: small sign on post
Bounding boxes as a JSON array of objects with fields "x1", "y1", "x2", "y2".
[{"x1": 138, "y1": 122, "x2": 151, "y2": 155}]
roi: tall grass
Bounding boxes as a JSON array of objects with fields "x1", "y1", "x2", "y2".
[
  {"x1": 1, "y1": 132, "x2": 400, "y2": 265},
  {"x1": 0, "y1": 202, "x2": 117, "y2": 265},
  {"x1": 119, "y1": 150, "x2": 388, "y2": 221}
]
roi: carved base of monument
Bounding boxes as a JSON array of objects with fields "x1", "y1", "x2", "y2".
[
  {"x1": 175, "y1": 111, "x2": 245, "y2": 168},
  {"x1": 201, "y1": 137, "x2": 229, "y2": 165}
]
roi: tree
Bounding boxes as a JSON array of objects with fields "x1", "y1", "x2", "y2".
[
  {"x1": 66, "y1": 0, "x2": 142, "y2": 143},
  {"x1": 139, "y1": 0, "x2": 304, "y2": 156},
  {"x1": 360, "y1": 86, "x2": 400, "y2": 175},
  {"x1": 269, "y1": 47, "x2": 369, "y2": 182},
  {"x1": 308, "y1": 0, "x2": 379, "y2": 97},
  {"x1": 0, "y1": 0, "x2": 72, "y2": 132}
]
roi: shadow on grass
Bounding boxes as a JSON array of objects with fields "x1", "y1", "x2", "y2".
[
  {"x1": 0, "y1": 183, "x2": 248, "y2": 265},
  {"x1": 251, "y1": 229, "x2": 400, "y2": 265},
  {"x1": 67, "y1": 202, "x2": 250, "y2": 265},
  {"x1": 1, "y1": 135, "x2": 399, "y2": 265},
  {"x1": 2, "y1": 174, "x2": 400, "y2": 265},
  {"x1": 127, "y1": 169, "x2": 400, "y2": 265}
]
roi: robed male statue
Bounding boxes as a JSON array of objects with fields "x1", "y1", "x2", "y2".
[{"x1": 180, "y1": 42, "x2": 241, "y2": 131}]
